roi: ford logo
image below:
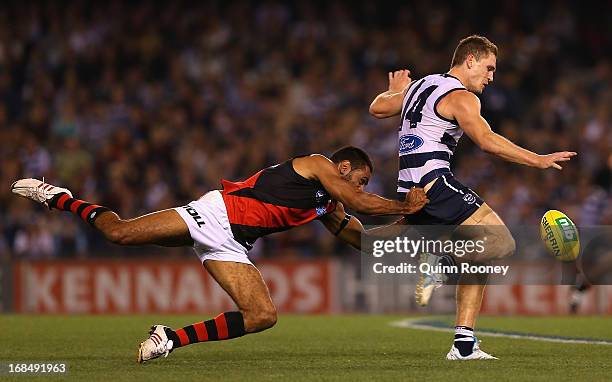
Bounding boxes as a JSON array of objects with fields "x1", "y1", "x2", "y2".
[{"x1": 399, "y1": 135, "x2": 424, "y2": 154}]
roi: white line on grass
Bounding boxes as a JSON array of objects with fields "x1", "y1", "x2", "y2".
[{"x1": 391, "y1": 318, "x2": 612, "y2": 346}]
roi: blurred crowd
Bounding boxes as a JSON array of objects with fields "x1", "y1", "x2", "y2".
[{"x1": 0, "y1": 0, "x2": 610, "y2": 260}]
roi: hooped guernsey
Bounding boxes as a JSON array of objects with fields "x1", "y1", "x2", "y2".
[
  {"x1": 397, "y1": 73, "x2": 466, "y2": 192},
  {"x1": 221, "y1": 158, "x2": 337, "y2": 250},
  {"x1": 396, "y1": 73, "x2": 484, "y2": 226}
]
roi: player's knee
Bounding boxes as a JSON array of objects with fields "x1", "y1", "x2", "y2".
[
  {"x1": 245, "y1": 305, "x2": 277, "y2": 332},
  {"x1": 256, "y1": 305, "x2": 278, "y2": 330},
  {"x1": 105, "y1": 223, "x2": 134, "y2": 245},
  {"x1": 504, "y1": 235, "x2": 516, "y2": 258},
  {"x1": 490, "y1": 231, "x2": 515, "y2": 260}
]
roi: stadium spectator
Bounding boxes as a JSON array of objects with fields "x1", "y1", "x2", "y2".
[{"x1": 0, "y1": 1, "x2": 609, "y2": 258}]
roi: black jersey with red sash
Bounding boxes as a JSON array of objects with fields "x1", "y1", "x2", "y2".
[{"x1": 221, "y1": 159, "x2": 337, "y2": 250}]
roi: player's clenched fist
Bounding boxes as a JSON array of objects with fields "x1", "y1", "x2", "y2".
[
  {"x1": 404, "y1": 187, "x2": 428, "y2": 214},
  {"x1": 388, "y1": 69, "x2": 412, "y2": 94}
]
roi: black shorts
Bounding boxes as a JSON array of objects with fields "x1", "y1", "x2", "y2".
[{"x1": 398, "y1": 174, "x2": 484, "y2": 225}]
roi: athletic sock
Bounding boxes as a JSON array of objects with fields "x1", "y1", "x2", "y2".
[
  {"x1": 166, "y1": 311, "x2": 246, "y2": 348},
  {"x1": 454, "y1": 326, "x2": 475, "y2": 356},
  {"x1": 49, "y1": 193, "x2": 110, "y2": 225}
]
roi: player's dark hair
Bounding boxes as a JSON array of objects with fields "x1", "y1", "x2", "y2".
[
  {"x1": 451, "y1": 35, "x2": 498, "y2": 68},
  {"x1": 331, "y1": 146, "x2": 373, "y2": 173}
]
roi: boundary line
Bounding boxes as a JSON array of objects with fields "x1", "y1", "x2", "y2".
[{"x1": 391, "y1": 318, "x2": 612, "y2": 346}]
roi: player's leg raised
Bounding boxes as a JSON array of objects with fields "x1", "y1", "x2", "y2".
[
  {"x1": 11, "y1": 177, "x2": 193, "y2": 247},
  {"x1": 458, "y1": 202, "x2": 515, "y2": 262},
  {"x1": 94, "y1": 209, "x2": 193, "y2": 247}
]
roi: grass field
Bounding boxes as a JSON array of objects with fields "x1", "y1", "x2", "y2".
[{"x1": 1, "y1": 315, "x2": 611, "y2": 381}]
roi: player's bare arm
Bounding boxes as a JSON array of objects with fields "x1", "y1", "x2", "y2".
[
  {"x1": 320, "y1": 202, "x2": 416, "y2": 251},
  {"x1": 293, "y1": 154, "x2": 428, "y2": 215},
  {"x1": 319, "y1": 202, "x2": 364, "y2": 249},
  {"x1": 439, "y1": 90, "x2": 577, "y2": 170},
  {"x1": 369, "y1": 70, "x2": 412, "y2": 118}
]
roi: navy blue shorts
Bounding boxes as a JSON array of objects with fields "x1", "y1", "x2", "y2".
[{"x1": 398, "y1": 174, "x2": 483, "y2": 225}]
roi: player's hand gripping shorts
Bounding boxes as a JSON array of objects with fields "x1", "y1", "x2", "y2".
[{"x1": 399, "y1": 174, "x2": 484, "y2": 225}]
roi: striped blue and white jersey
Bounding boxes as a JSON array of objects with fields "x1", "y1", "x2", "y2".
[{"x1": 397, "y1": 73, "x2": 466, "y2": 193}]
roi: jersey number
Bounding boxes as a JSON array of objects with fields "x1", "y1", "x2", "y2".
[{"x1": 405, "y1": 85, "x2": 438, "y2": 129}]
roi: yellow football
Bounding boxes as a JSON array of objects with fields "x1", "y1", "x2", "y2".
[{"x1": 540, "y1": 210, "x2": 580, "y2": 262}]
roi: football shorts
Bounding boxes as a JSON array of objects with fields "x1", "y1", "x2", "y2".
[
  {"x1": 175, "y1": 190, "x2": 252, "y2": 265},
  {"x1": 399, "y1": 174, "x2": 483, "y2": 225}
]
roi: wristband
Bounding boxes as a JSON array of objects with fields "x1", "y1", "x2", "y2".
[{"x1": 334, "y1": 214, "x2": 352, "y2": 236}]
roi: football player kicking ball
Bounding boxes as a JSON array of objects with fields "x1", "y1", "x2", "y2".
[
  {"x1": 370, "y1": 35, "x2": 576, "y2": 359},
  {"x1": 11, "y1": 146, "x2": 428, "y2": 363}
]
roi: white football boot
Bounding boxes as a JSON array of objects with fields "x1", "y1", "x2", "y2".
[
  {"x1": 415, "y1": 253, "x2": 447, "y2": 306},
  {"x1": 11, "y1": 178, "x2": 72, "y2": 208},
  {"x1": 446, "y1": 337, "x2": 498, "y2": 360},
  {"x1": 137, "y1": 325, "x2": 174, "y2": 364}
]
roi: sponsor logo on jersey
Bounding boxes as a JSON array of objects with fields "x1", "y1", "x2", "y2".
[
  {"x1": 399, "y1": 134, "x2": 424, "y2": 154},
  {"x1": 316, "y1": 206, "x2": 328, "y2": 216},
  {"x1": 315, "y1": 190, "x2": 332, "y2": 216},
  {"x1": 315, "y1": 189, "x2": 327, "y2": 203}
]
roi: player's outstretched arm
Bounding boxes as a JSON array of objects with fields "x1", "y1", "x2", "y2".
[
  {"x1": 446, "y1": 91, "x2": 577, "y2": 170},
  {"x1": 320, "y1": 202, "x2": 364, "y2": 249},
  {"x1": 369, "y1": 70, "x2": 412, "y2": 119},
  {"x1": 302, "y1": 155, "x2": 428, "y2": 216},
  {"x1": 320, "y1": 203, "x2": 415, "y2": 251}
]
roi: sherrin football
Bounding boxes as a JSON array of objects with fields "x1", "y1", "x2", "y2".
[{"x1": 540, "y1": 210, "x2": 580, "y2": 262}]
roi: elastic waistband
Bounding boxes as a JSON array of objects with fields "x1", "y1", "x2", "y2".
[{"x1": 397, "y1": 168, "x2": 452, "y2": 191}]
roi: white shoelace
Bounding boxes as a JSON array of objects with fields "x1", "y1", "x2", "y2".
[
  {"x1": 158, "y1": 340, "x2": 173, "y2": 358},
  {"x1": 25, "y1": 181, "x2": 52, "y2": 203}
]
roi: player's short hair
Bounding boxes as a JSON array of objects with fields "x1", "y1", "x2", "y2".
[
  {"x1": 331, "y1": 146, "x2": 374, "y2": 173},
  {"x1": 451, "y1": 35, "x2": 498, "y2": 68}
]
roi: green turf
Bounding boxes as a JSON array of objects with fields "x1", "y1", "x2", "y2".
[
  {"x1": 0, "y1": 315, "x2": 611, "y2": 381},
  {"x1": 467, "y1": 316, "x2": 612, "y2": 340}
]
